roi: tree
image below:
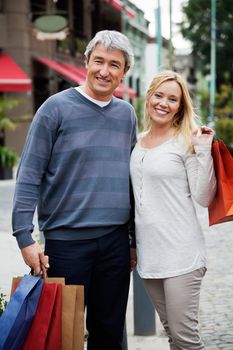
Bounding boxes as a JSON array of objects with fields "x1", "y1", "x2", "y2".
[
  {"x1": 215, "y1": 119, "x2": 233, "y2": 148},
  {"x1": 180, "y1": 0, "x2": 233, "y2": 89},
  {"x1": 215, "y1": 80, "x2": 233, "y2": 119}
]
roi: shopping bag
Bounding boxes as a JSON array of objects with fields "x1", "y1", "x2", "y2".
[
  {"x1": 10, "y1": 276, "x2": 64, "y2": 295},
  {"x1": 208, "y1": 139, "x2": 233, "y2": 225},
  {"x1": 0, "y1": 274, "x2": 43, "y2": 350},
  {"x1": 10, "y1": 276, "x2": 84, "y2": 350},
  {"x1": 22, "y1": 283, "x2": 63, "y2": 350},
  {"x1": 62, "y1": 285, "x2": 84, "y2": 350}
]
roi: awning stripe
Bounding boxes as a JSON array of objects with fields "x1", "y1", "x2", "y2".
[
  {"x1": 0, "y1": 79, "x2": 32, "y2": 84},
  {"x1": 104, "y1": 0, "x2": 124, "y2": 11},
  {"x1": 0, "y1": 53, "x2": 32, "y2": 92}
]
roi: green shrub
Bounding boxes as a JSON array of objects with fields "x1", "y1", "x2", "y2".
[
  {"x1": 0, "y1": 290, "x2": 8, "y2": 316},
  {"x1": 0, "y1": 146, "x2": 19, "y2": 168}
]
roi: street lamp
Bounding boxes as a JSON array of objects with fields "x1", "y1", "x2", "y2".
[
  {"x1": 209, "y1": 0, "x2": 216, "y2": 124},
  {"x1": 155, "y1": 0, "x2": 162, "y2": 71},
  {"x1": 169, "y1": 0, "x2": 173, "y2": 69}
]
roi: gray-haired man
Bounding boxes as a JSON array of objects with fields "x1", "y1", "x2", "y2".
[{"x1": 12, "y1": 30, "x2": 137, "y2": 349}]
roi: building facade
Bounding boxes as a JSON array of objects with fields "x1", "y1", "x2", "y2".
[{"x1": 0, "y1": 0, "x2": 149, "y2": 154}]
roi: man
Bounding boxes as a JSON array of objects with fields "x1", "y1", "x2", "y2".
[{"x1": 12, "y1": 30, "x2": 137, "y2": 350}]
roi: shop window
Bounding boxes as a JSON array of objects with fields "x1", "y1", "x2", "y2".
[{"x1": 30, "y1": 0, "x2": 47, "y2": 21}]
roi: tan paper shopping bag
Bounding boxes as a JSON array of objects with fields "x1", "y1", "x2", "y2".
[{"x1": 62, "y1": 285, "x2": 84, "y2": 350}]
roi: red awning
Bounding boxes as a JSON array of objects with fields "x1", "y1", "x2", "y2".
[
  {"x1": 114, "y1": 83, "x2": 136, "y2": 99},
  {"x1": 127, "y1": 86, "x2": 137, "y2": 99},
  {"x1": 0, "y1": 53, "x2": 32, "y2": 92},
  {"x1": 35, "y1": 56, "x2": 136, "y2": 99},
  {"x1": 35, "y1": 56, "x2": 86, "y2": 85},
  {"x1": 114, "y1": 82, "x2": 128, "y2": 97},
  {"x1": 104, "y1": 0, "x2": 136, "y2": 19},
  {"x1": 104, "y1": 0, "x2": 124, "y2": 11},
  {"x1": 111, "y1": 0, "x2": 124, "y2": 11},
  {"x1": 62, "y1": 62, "x2": 87, "y2": 82},
  {"x1": 125, "y1": 6, "x2": 136, "y2": 19}
]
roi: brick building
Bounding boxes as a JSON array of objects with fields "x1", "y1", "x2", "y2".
[{"x1": 0, "y1": 0, "x2": 149, "y2": 154}]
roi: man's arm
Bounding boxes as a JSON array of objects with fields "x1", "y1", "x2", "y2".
[{"x1": 12, "y1": 101, "x2": 58, "y2": 271}]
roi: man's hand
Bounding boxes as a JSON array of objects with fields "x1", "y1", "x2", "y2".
[
  {"x1": 130, "y1": 248, "x2": 137, "y2": 271},
  {"x1": 21, "y1": 242, "x2": 49, "y2": 277}
]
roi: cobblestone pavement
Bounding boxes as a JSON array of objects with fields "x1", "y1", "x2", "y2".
[
  {"x1": 0, "y1": 180, "x2": 233, "y2": 349},
  {"x1": 199, "y1": 217, "x2": 233, "y2": 350}
]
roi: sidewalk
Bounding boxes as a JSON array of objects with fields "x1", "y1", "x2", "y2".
[{"x1": 0, "y1": 179, "x2": 233, "y2": 349}]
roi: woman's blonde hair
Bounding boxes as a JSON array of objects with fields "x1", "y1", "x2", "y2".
[{"x1": 144, "y1": 70, "x2": 200, "y2": 152}]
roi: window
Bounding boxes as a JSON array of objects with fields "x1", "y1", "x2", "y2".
[{"x1": 0, "y1": 1, "x2": 3, "y2": 12}]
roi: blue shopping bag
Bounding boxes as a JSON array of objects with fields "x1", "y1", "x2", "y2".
[{"x1": 0, "y1": 274, "x2": 44, "y2": 350}]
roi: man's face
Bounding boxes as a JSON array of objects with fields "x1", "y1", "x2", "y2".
[{"x1": 84, "y1": 44, "x2": 126, "y2": 101}]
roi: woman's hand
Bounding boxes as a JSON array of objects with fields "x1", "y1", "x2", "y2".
[
  {"x1": 130, "y1": 248, "x2": 137, "y2": 271},
  {"x1": 192, "y1": 126, "x2": 215, "y2": 147}
]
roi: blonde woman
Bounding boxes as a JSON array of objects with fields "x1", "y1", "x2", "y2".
[{"x1": 130, "y1": 70, "x2": 216, "y2": 349}]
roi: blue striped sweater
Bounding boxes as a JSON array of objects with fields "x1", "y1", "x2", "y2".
[{"x1": 12, "y1": 88, "x2": 137, "y2": 248}]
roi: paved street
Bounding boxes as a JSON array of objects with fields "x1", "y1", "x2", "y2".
[
  {"x1": 0, "y1": 179, "x2": 233, "y2": 349},
  {"x1": 199, "y1": 217, "x2": 233, "y2": 349}
]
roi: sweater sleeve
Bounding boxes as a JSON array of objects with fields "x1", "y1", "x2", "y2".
[
  {"x1": 12, "y1": 103, "x2": 59, "y2": 249},
  {"x1": 184, "y1": 145, "x2": 217, "y2": 207}
]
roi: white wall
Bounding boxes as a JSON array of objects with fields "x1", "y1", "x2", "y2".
[{"x1": 145, "y1": 42, "x2": 169, "y2": 91}]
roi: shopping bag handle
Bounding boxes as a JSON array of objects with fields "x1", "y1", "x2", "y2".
[{"x1": 30, "y1": 268, "x2": 47, "y2": 280}]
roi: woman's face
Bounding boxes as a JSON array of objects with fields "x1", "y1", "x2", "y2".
[{"x1": 148, "y1": 80, "x2": 182, "y2": 127}]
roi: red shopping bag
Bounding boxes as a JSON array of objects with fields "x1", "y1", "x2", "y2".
[
  {"x1": 208, "y1": 140, "x2": 233, "y2": 225},
  {"x1": 22, "y1": 281, "x2": 63, "y2": 350}
]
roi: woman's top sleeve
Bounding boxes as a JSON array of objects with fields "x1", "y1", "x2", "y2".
[{"x1": 185, "y1": 145, "x2": 217, "y2": 207}]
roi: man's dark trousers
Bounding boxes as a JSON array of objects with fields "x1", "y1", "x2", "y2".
[{"x1": 45, "y1": 225, "x2": 131, "y2": 350}]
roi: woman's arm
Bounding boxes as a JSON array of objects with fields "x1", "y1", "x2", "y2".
[{"x1": 185, "y1": 126, "x2": 217, "y2": 207}]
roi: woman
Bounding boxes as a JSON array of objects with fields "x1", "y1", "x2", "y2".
[{"x1": 130, "y1": 70, "x2": 216, "y2": 349}]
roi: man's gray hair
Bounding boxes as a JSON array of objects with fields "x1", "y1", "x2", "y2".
[{"x1": 84, "y1": 30, "x2": 134, "y2": 72}]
